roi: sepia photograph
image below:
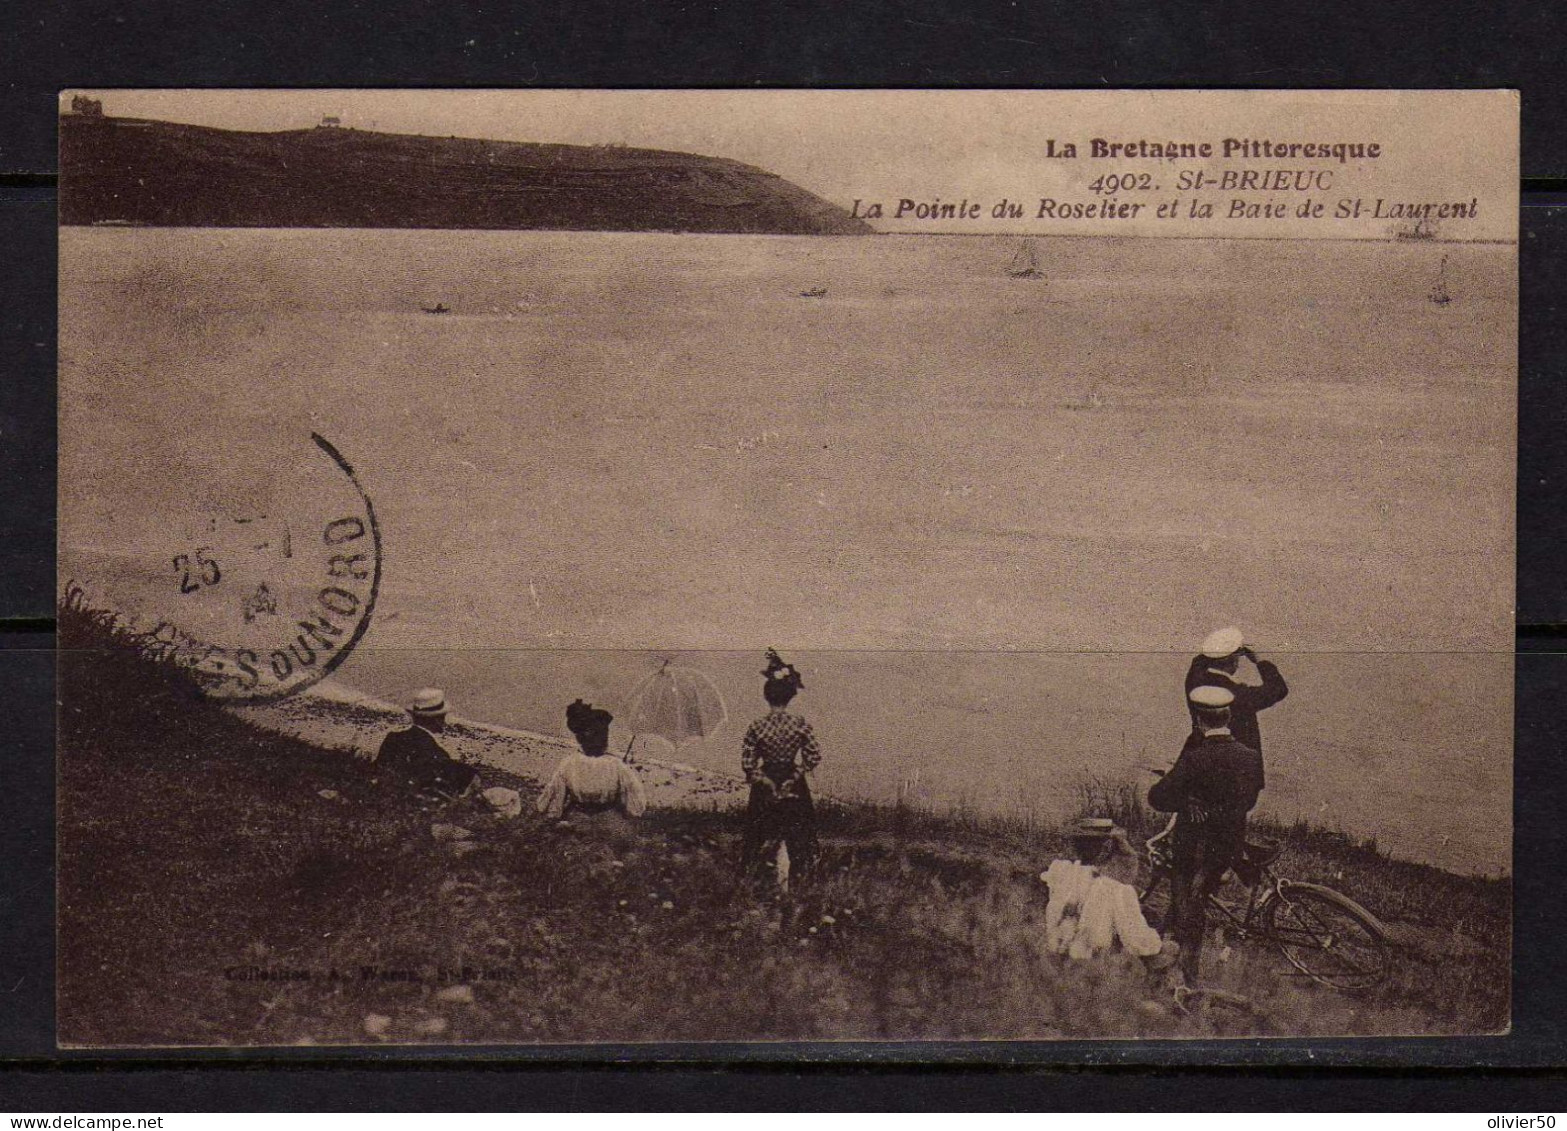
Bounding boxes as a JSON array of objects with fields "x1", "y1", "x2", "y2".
[{"x1": 56, "y1": 89, "x2": 1516, "y2": 1046}]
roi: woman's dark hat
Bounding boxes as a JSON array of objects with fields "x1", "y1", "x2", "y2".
[
  {"x1": 761, "y1": 647, "x2": 803, "y2": 688},
  {"x1": 565, "y1": 698, "x2": 613, "y2": 739}
]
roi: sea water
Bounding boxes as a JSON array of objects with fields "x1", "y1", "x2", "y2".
[{"x1": 59, "y1": 228, "x2": 1515, "y2": 873}]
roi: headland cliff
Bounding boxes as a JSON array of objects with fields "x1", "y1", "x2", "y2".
[{"x1": 59, "y1": 114, "x2": 873, "y2": 235}]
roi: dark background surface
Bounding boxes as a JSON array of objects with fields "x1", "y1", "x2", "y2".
[
  {"x1": 3, "y1": 0, "x2": 1567, "y2": 179},
  {"x1": 3, "y1": 0, "x2": 1565, "y2": 1108}
]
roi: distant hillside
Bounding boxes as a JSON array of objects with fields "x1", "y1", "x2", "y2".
[{"x1": 59, "y1": 115, "x2": 874, "y2": 235}]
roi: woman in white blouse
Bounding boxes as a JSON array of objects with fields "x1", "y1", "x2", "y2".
[
  {"x1": 537, "y1": 699, "x2": 648, "y2": 822},
  {"x1": 1040, "y1": 817, "x2": 1177, "y2": 969}
]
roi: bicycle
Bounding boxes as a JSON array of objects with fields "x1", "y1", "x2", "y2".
[{"x1": 1139, "y1": 821, "x2": 1392, "y2": 992}]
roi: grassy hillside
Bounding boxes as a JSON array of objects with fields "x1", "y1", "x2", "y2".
[
  {"x1": 58, "y1": 115, "x2": 873, "y2": 235},
  {"x1": 57, "y1": 596, "x2": 1509, "y2": 1046}
]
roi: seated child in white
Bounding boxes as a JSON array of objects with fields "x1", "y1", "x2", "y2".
[{"x1": 1041, "y1": 817, "x2": 1172, "y2": 964}]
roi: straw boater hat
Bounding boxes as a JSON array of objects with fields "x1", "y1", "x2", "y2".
[
  {"x1": 1200, "y1": 627, "x2": 1245, "y2": 659},
  {"x1": 1070, "y1": 816, "x2": 1119, "y2": 839},
  {"x1": 408, "y1": 688, "x2": 448, "y2": 718},
  {"x1": 1067, "y1": 817, "x2": 1135, "y2": 862}
]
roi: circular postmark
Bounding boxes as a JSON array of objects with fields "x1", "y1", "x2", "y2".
[{"x1": 72, "y1": 432, "x2": 383, "y2": 703}]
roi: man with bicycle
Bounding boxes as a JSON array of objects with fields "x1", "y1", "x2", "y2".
[{"x1": 1147, "y1": 684, "x2": 1264, "y2": 982}]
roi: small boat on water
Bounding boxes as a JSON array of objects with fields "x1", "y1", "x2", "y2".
[
  {"x1": 799, "y1": 286, "x2": 827, "y2": 298},
  {"x1": 1007, "y1": 239, "x2": 1045, "y2": 279},
  {"x1": 421, "y1": 302, "x2": 451, "y2": 314}
]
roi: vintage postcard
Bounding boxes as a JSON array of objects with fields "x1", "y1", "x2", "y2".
[{"x1": 57, "y1": 89, "x2": 1516, "y2": 1046}]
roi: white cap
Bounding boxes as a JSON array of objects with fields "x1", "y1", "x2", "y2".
[
  {"x1": 1200, "y1": 627, "x2": 1245, "y2": 659},
  {"x1": 1189, "y1": 685, "x2": 1236, "y2": 709},
  {"x1": 408, "y1": 688, "x2": 448, "y2": 716}
]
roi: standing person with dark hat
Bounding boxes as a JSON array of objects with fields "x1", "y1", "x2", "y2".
[
  {"x1": 1148, "y1": 684, "x2": 1265, "y2": 982},
  {"x1": 739, "y1": 649, "x2": 822, "y2": 890},
  {"x1": 1183, "y1": 627, "x2": 1288, "y2": 759},
  {"x1": 374, "y1": 688, "x2": 479, "y2": 797}
]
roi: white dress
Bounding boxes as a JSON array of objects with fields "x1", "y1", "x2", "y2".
[{"x1": 1040, "y1": 859, "x2": 1164, "y2": 960}]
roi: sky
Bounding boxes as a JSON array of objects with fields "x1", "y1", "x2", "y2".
[{"x1": 66, "y1": 89, "x2": 1519, "y2": 240}]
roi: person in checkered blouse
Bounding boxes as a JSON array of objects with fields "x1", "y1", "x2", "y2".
[{"x1": 740, "y1": 648, "x2": 821, "y2": 887}]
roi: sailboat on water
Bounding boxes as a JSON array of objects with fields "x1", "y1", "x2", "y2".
[
  {"x1": 1429, "y1": 254, "x2": 1452, "y2": 306},
  {"x1": 1007, "y1": 239, "x2": 1045, "y2": 279}
]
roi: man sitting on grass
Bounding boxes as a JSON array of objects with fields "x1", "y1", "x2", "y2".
[
  {"x1": 1040, "y1": 817, "x2": 1179, "y2": 974},
  {"x1": 374, "y1": 687, "x2": 479, "y2": 798}
]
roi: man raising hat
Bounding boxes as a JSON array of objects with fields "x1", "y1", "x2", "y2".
[
  {"x1": 1183, "y1": 627, "x2": 1288, "y2": 760},
  {"x1": 373, "y1": 688, "x2": 479, "y2": 798},
  {"x1": 1147, "y1": 684, "x2": 1265, "y2": 982}
]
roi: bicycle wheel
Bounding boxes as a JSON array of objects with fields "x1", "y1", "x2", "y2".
[{"x1": 1262, "y1": 882, "x2": 1389, "y2": 991}]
